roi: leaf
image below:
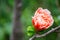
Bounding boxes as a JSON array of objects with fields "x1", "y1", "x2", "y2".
[{"x1": 27, "y1": 26, "x2": 35, "y2": 36}]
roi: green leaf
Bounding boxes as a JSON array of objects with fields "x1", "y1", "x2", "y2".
[{"x1": 27, "y1": 26, "x2": 35, "y2": 36}]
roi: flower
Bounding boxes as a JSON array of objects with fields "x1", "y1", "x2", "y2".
[{"x1": 32, "y1": 8, "x2": 54, "y2": 31}]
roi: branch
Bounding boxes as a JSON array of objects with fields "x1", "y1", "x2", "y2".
[
  {"x1": 10, "y1": 0, "x2": 23, "y2": 40},
  {"x1": 29, "y1": 26, "x2": 60, "y2": 40}
]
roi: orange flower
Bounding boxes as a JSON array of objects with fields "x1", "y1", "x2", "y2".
[{"x1": 32, "y1": 8, "x2": 54, "y2": 31}]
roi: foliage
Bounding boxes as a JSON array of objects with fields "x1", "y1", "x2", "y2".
[
  {"x1": 22, "y1": 0, "x2": 60, "y2": 40},
  {"x1": 0, "y1": 0, "x2": 60, "y2": 40},
  {"x1": 0, "y1": 0, "x2": 14, "y2": 40}
]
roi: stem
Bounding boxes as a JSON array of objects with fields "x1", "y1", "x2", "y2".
[{"x1": 29, "y1": 26, "x2": 60, "y2": 40}]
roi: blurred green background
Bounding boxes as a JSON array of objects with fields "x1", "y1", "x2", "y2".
[{"x1": 0, "y1": 0, "x2": 60, "y2": 40}]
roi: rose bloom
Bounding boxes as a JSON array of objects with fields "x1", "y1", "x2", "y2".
[{"x1": 32, "y1": 8, "x2": 54, "y2": 31}]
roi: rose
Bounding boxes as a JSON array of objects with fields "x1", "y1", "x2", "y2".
[{"x1": 32, "y1": 8, "x2": 54, "y2": 31}]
